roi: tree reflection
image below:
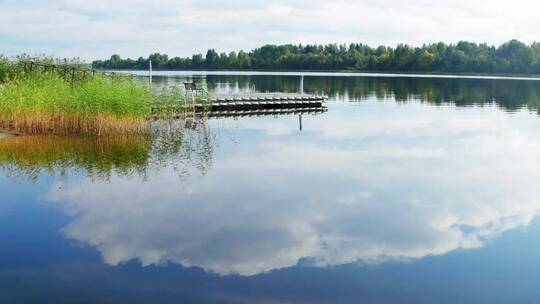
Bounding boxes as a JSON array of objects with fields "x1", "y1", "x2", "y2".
[{"x1": 205, "y1": 75, "x2": 540, "y2": 112}]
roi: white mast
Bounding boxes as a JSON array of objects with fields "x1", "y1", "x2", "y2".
[{"x1": 149, "y1": 60, "x2": 153, "y2": 85}]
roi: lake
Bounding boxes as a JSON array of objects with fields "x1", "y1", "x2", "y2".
[{"x1": 2, "y1": 72, "x2": 540, "y2": 303}]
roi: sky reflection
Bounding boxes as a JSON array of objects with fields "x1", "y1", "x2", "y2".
[{"x1": 43, "y1": 99, "x2": 540, "y2": 276}]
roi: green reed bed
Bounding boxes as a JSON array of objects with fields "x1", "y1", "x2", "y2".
[
  {"x1": 0, "y1": 58, "x2": 207, "y2": 135},
  {"x1": 0, "y1": 57, "x2": 23, "y2": 83},
  {"x1": 0, "y1": 70, "x2": 153, "y2": 135}
]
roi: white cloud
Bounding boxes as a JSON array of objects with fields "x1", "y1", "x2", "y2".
[{"x1": 1, "y1": 0, "x2": 540, "y2": 60}]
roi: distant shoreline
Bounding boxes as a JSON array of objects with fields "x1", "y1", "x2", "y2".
[
  {"x1": 110, "y1": 69, "x2": 540, "y2": 81},
  {"x1": 93, "y1": 40, "x2": 540, "y2": 77}
]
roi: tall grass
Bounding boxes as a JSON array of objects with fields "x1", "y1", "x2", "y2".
[
  {"x1": 0, "y1": 57, "x2": 212, "y2": 135},
  {"x1": 0, "y1": 56, "x2": 23, "y2": 83},
  {"x1": 0, "y1": 69, "x2": 152, "y2": 135}
]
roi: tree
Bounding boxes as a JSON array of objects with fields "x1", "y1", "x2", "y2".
[
  {"x1": 205, "y1": 49, "x2": 218, "y2": 68},
  {"x1": 148, "y1": 53, "x2": 168, "y2": 68},
  {"x1": 192, "y1": 54, "x2": 204, "y2": 68},
  {"x1": 237, "y1": 51, "x2": 251, "y2": 69},
  {"x1": 228, "y1": 51, "x2": 238, "y2": 68},
  {"x1": 496, "y1": 40, "x2": 534, "y2": 73}
]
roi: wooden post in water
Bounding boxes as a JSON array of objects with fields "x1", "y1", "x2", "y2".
[{"x1": 299, "y1": 114, "x2": 303, "y2": 131}]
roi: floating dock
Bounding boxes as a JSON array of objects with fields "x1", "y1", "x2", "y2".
[
  {"x1": 151, "y1": 92, "x2": 328, "y2": 118},
  {"x1": 209, "y1": 93, "x2": 327, "y2": 103},
  {"x1": 195, "y1": 93, "x2": 327, "y2": 112}
]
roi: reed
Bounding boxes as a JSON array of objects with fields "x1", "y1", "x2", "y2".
[
  {"x1": 0, "y1": 56, "x2": 157, "y2": 135},
  {"x1": 0, "y1": 56, "x2": 213, "y2": 135},
  {"x1": 0, "y1": 69, "x2": 153, "y2": 135}
]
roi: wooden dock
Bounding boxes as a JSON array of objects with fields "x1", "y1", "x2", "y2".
[
  {"x1": 151, "y1": 92, "x2": 328, "y2": 118},
  {"x1": 209, "y1": 93, "x2": 327, "y2": 102},
  {"x1": 192, "y1": 93, "x2": 328, "y2": 112}
]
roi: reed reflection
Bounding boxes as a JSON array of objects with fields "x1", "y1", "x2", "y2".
[{"x1": 0, "y1": 120, "x2": 215, "y2": 181}]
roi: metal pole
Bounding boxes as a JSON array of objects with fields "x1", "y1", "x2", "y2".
[
  {"x1": 149, "y1": 60, "x2": 153, "y2": 86},
  {"x1": 300, "y1": 74, "x2": 304, "y2": 95}
]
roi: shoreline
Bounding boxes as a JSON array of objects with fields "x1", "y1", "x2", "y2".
[{"x1": 113, "y1": 69, "x2": 540, "y2": 81}]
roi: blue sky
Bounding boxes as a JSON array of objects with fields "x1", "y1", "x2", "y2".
[{"x1": 1, "y1": 0, "x2": 539, "y2": 61}]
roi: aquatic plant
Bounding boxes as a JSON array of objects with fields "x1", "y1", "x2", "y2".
[
  {"x1": 151, "y1": 85, "x2": 212, "y2": 119},
  {"x1": 0, "y1": 56, "x2": 24, "y2": 83},
  {"x1": 0, "y1": 70, "x2": 152, "y2": 135},
  {"x1": 0, "y1": 57, "x2": 212, "y2": 135}
]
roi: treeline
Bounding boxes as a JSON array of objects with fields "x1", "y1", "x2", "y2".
[{"x1": 93, "y1": 40, "x2": 540, "y2": 74}]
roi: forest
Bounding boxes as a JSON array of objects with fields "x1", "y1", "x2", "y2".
[{"x1": 93, "y1": 40, "x2": 540, "y2": 74}]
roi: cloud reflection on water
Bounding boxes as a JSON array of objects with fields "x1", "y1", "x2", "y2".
[{"x1": 46, "y1": 101, "x2": 540, "y2": 276}]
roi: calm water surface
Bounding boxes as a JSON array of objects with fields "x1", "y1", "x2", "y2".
[{"x1": 2, "y1": 73, "x2": 540, "y2": 303}]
